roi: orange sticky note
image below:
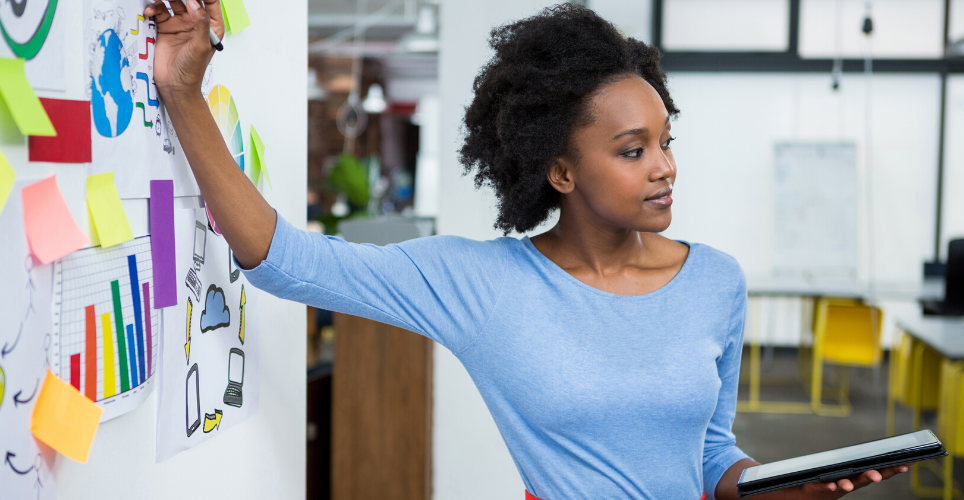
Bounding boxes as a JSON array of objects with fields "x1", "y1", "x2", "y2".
[
  {"x1": 21, "y1": 176, "x2": 90, "y2": 264},
  {"x1": 30, "y1": 369, "x2": 103, "y2": 463}
]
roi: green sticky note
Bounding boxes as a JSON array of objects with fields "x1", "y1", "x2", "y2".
[
  {"x1": 86, "y1": 173, "x2": 133, "y2": 248},
  {"x1": 0, "y1": 148, "x2": 13, "y2": 216},
  {"x1": 0, "y1": 58, "x2": 55, "y2": 136},
  {"x1": 222, "y1": 0, "x2": 251, "y2": 34},
  {"x1": 249, "y1": 124, "x2": 270, "y2": 189},
  {"x1": 220, "y1": 1, "x2": 232, "y2": 33}
]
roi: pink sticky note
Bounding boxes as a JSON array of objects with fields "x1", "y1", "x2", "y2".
[
  {"x1": 21, "y1": 176, "x2": 90, "y2": 264},
  {"x1": 150, "y1": 180, "x2": 177, "y2": 308}
]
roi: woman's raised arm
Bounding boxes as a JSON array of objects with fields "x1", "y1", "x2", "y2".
[{"x1": 144, "y1": 0, "x2": 276, "y2": 269}]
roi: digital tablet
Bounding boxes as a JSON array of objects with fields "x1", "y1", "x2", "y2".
[{"x1": 737, "y1": 430, "x2": 947, "y2": 498}]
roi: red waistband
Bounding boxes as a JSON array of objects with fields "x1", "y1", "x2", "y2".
[{"x1": 526, "y1": 491, "x2": 706, "y2": 500}]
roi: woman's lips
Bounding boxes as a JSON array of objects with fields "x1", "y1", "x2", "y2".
[
  {"x1": 645, "y1": 195, "x2": 673, "y2": 208},
  {"x1": 644, "y1": 187, "x2": 673, "y2": 208}
]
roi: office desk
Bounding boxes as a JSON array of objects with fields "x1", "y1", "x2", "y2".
[
  {"x1": 897, "y1": 316, "x2": 964, "y2": 360},
  {"x1": 738, "y1": 276, "x2": 943, "y2": 415},
  {"x1": 746, "y1": 276, "x2": 944, "y2": 301},
  {"x1": 892, "y1": 315, "x2": 964, "y2": 500}
]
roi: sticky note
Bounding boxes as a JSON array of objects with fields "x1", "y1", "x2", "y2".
[
  {"x1": 222, "y1": 0, "x2": 251, "y2": 34},
  {"x1": 86, "y1": 173, "x2": 133, "y2": 248},
  {"x1": 0, "y1": 148, "x2": 13, "y2": 217},
  {"x1": 31, "y1": 370, "x2": 103, "y2": 463},
  {"x1": 249, "y1": 124, "x2": 271, "y2": 189},
  {"x1": 29, "y1": 99, "x2": 92, "y2": 163},
  {"x1": 220, "y1": 1, "x2": 232, "y2": 32},
  {"x1": 0, "y1": 58, "x2": 55, "y2": 136},
  {"x1": 150, "y1": 180, "x2": 177, "y2": 308},
  {"x1": 22, "y1": 176, "x2": 90, "y2": 264}
]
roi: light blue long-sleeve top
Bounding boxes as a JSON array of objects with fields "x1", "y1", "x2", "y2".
[{"x1": 243, "y1": 214, "x2": 751, "y2": 500}]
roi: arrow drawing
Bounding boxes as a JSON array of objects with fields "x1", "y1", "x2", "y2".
[
  {"x1": 185, "y1": 297, "x2": 193, "y2": 364},
  {"x1": 13, "y1": 378, "x2": 39, "y2": 407},
  {"x1": 5, "y1": 452, "x2": 36, "y2": 475},
  {"x1": 2, "y1": 321, "x2": 24, "y2": 358},
  {"x1": 131, "y1": 14, "x2": 144, "y2": 35},
  {"x1": 135, "y1": 72, "x2": 159, "y2": 106},
  {"x1": 238, "y1": 285, "x2": 246, "y2": 345},
  {"x1": 203, "y1": 409, "x2": 223, "y2": 433},
  {"x1": 136, "y1": 102, "x2": 153, "y2": 127},
  {"x1": 138, "y1": 37, "x2": 155, "y2": 60}
]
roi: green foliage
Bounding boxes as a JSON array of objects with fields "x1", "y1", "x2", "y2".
[{"x1": 327, "y1": 154, "x2": 370, "y2": 207}]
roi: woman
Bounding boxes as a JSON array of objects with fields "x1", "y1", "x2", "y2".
[{"x1": 144, "y1": 1, "x2": 907, "y2": 498}]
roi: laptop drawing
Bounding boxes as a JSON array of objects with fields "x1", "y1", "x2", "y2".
[{"x1": 223, "y1": 348, "x2": 244, "y2": 408}]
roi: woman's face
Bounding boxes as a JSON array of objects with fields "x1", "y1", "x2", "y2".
[{"x1": 560, "y1": 74, "x2": 676, "y2": 233}]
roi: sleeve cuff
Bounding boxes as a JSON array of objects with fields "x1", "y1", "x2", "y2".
[
  {"x1": 237, "y1": 210, "x2": 293, "y2": 285},
  {"x1": 704, "y1": 446, "x2": 752, "y2": 500}
]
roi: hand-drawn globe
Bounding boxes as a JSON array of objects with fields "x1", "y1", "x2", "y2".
[{"x1": 90, "y1": 29, "x2": 134, "y2": 138}]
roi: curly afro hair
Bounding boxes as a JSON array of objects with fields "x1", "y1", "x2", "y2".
[{"x1": 459, "y1": 3, "x2": 679, "y2": 234}]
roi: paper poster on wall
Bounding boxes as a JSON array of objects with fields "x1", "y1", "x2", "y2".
[
  {"x1": 83, "y1": 0, "x2": 190, "y2": 199},
  {"x1": 49, "y1": 236, "x2": 160, "y2": 421},
  {"x1": 156, "y1": 208, "x2": 259, "y2": 462},
  {"x1": 0, "y1": 0, "x2": 66, "y2": 90},
  {"x1": 0, "y1": 182, "x2": 57, "y2": 500}
]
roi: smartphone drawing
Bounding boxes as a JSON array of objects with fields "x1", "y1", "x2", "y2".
[{"x1": 186, "y1": 363, "x2": 200, "y2": 437}]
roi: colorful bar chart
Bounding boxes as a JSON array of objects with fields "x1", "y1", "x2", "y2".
[{"x1": 51, "y1": 237, "x2": 160, "y2": 419}]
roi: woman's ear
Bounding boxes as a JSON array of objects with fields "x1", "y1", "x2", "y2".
[{"x1": 547, "y1": 157, "x2": 576, "y2": 194}]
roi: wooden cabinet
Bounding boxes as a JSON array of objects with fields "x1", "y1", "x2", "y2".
[{"x1": 331, "y1": 313, "x2": 433, "y2": 500}]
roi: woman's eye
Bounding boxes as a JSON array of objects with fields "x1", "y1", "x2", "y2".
[
  {"x1": 622, "y1": 147, "x2": 643, "y2": 159},
  {"x1": 662, "y1": 136, "x2": 676, "y2": 149}
]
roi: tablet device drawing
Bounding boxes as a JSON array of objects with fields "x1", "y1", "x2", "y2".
[{"x1": 738, "y1": 430, "x2": 947, "y2": 498}]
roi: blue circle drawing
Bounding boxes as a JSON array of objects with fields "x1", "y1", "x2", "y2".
[{"x1": 90, "y1": 29, "x2": 134, "y2": 138}]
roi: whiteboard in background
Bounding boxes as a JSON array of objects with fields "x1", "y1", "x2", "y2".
[{"x1": 772, "y1": 142, "x2": 857, "y2": 277}]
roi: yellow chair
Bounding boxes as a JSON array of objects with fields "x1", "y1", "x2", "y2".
[
  {"x1": 917, "y1": 359, "x2": 964, "y2": 500},
  {"x1": 809, "y1": 298, "x2": 883, "y2": 416},
  {"x1": 887, "y1": 329, "x2": 941, "y2": 436}
]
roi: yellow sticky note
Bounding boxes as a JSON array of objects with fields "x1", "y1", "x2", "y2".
[
  {"x1": 249, "y1": 124, "x2": 271, "y2": 189},
  {"x1": 222, "y1": 0, "x2": 251, "y2": 34},
  {"x1": 31, "y1": 369, "x2": 103, "y2": 463},
  {"x1": 0, "y1": 148, "x2": 13, "y2": 217},
  {"x1": 220, "y1": 1, "x2": 232, "y2": 32},
  {"x1": 86, "y1": 173, "x2": 133, "y2": 248},
  {"x1": 0, "y1": 58, "x2": 55, "y2": 136}
]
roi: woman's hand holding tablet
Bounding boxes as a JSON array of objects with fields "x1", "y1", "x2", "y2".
[{"x1": 721, "y1": 430, "x2": 945, "y2": 499}]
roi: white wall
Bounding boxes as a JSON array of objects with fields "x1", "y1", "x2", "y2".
[
  {"x1": 6, "y1": 1, "x2": 308, "y2": 498},
  {"x1": 942, "y1": 75, "x2": 964, "y2": 259}
]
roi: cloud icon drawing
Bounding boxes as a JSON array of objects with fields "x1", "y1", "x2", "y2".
[{"x1": 200, "y1": 285, "x2": 230, "y2": 332}]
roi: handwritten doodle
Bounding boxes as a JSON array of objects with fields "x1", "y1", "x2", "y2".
[
  {"x1": 136, "y1": 102, "x2": 153, "y2": 127},
  {"x1": 130, "y1": 14, "x2": 144, "y2": 35},
  {"x1": 135, "y1": 72, "x2": 159, "y2": 106},
  {"x1": 203, "y1": 409, "x2": 223, "y2": 432},
  {"x1": 238, "y1": 285, "x2": 246, "y2": 344},
  {"x1": 185, "y1": 297, "x2": 193, "y2": 364},
  {"x1": 13, "y1": 378, "x2": 38, "y2": 407},
  {"x1": 186, "y1": 364, "x2": 200, "y2": 437},
  {"x1": 3, "y1": 257, "x2": 37, "y2": 358},
  {"x1": 200, "y1": 285, "x2": 230, "y2": 333},
  {"x1": 138, "y1": 36, "x2": 155, "y2": 59}
]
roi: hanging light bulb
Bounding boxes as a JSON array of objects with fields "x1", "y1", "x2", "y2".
[{"x1": 362, "y1": 83, "x2": 387, "y2": 113}]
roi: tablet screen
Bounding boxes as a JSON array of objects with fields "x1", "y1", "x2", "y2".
[{"x1": 742, "y1": 430, "x2": 937, "y2": 482}]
